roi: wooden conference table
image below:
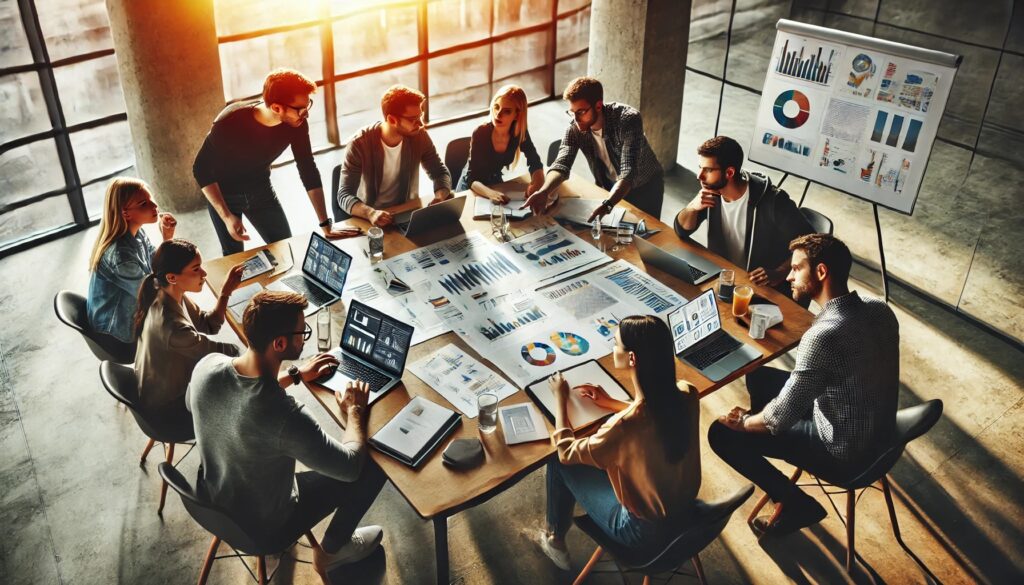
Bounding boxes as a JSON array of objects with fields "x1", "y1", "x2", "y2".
[{"x1": 203, "y1": 176, "x2": 813, "y2": 584}]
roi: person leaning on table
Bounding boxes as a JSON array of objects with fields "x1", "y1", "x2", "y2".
[{"x1": 536, "y1": 315, "x2": 701, "y2": 571}]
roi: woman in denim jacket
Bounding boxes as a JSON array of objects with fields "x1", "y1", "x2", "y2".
[{"x1": 86, "y1": 178, "x2": 177, "y2": 359}]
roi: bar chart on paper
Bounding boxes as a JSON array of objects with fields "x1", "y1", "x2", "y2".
[
  {"x1": 775, "y1": 37, "x2": 838, "y2": 85},
  {"x1": 436, "y1": 250, "x2": 522, "y2": 295}
]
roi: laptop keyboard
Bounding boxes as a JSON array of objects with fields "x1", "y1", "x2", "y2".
[
  {"x1": 687, "y1": 334, "x2": 742, "y2": 370},
  {"x1": 688, "y1": 264, "x2": 708, "y2": 281},
  {"x1": 337, "y1": 358, "x2": 391, "y2": 393},
  {"x1": 282, "y1": 274, "x2": 335, "y2": 307}
]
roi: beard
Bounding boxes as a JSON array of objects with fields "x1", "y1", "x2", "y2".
[
  {"x1": 701, "y1": 176, "x2": 728, "y2": 191},
  {"x1": 791, "y1": 277, "x2": 822, "y2": 303}
]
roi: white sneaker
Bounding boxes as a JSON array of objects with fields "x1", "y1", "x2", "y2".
[
  {"x1": 314, "y1": 526, "x2": 384, "y2": 572},
  {"x1": 536, "y1": 530, "x2": 571, "y2": 571}
]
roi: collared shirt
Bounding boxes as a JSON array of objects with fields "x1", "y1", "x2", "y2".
[
  {"x1": 87, "y1": 230, "x2": 156, "y2": 342},
  {"x1": 762, "y1": 292, "x2": 900, "y2": 461},
  {"x1": 549, "y1": 102, "x2": 662, "y2": 191}
]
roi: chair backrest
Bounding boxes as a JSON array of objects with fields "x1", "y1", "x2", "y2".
[
  {"x1": 158, "y1": 462, "x2": 270, "y2": 554},
  {"x1": 546, "y1": 139, "x2": 561, "y2": 166},
  {"x1": 99, "y1": 361, "x2": 194, "y2": 443},
  {"x1": 330, "y1": 162, "x2": 351, "y2": 222},
  {"x1": 836, "y1": 399, "x2": 943, "y2": 489},
  {"x1": 444, "y1": 137, "x2": 471, "y2": 188},
  {"x1": 800, "y1": 207, "x2": 834, "y2": 235},
  {"x1": 54, "y1": 290, "x2": 134, "y2": 363}
]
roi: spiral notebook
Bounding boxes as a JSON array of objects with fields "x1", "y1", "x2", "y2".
[{"x1": 524, "y1": 360, "x2": 632, "y2": 431}]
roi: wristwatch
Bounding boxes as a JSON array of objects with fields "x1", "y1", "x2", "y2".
[
  {"x1": 318, "y1": 217, "x2": 332, "y2": 228},
  {"x1": 601, "y1": 198, "x2": 615, "y2": 210},
  {"x1": 740, "y1": 413, "x2": 751, "y2": 428},
  {"x1": 287, "y1": 364, "x2": 302, "y2": 386}
]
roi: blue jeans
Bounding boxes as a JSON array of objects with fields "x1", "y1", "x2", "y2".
[
  {"x1": 546, "y1": 459, "x2": 663, "y2": 550},
  {"x1": 207, "y1": 182, "x2": 293, "y2": 256}
]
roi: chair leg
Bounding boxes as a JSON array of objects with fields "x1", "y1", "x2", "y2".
[
  {"x1": 642, "y1": 576, "x2": 651, "y2": 585},
  {"x1": 573, "y1": 547, "x2": 604, "y2": 585},
  {"x1": 257, "y1": 555, "x2": 267, "y2": 584},
  {"x1": 140, "y1": 438, "x2": 156, "y2": 464},
  {"x1": 198, "y1": 536, "x2": 220, "y2": 585},
  {"x1": 692, "y1": 554, "x2": 708, "y2": 585},
  {"x1": 305, "y1": 531, "x2": 329, "y2": 584},
  {"x1": 845, "y1": 488, "x2": 856, "y2": 574},
  {"x1": 880, "y1": 475, "x2": 903, "y2": 540},
  {"x1": 748, "y1": 469, "x2": 803, "y2": 529},
  {"x1": 158, "y1": 443, "x2": 175, "y2": 515}
]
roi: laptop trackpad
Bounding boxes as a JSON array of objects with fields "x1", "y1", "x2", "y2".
[
  {"x1": 702, "y1": 344, "x2": 761, "y2": 381},
  {"x1": 319, "y1": 368, "x2": 355, "y2": 393}
]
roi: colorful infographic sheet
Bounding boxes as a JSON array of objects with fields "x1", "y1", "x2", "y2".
[
  {"x1": 407, "y1": 343, "x2": 518, "y2": 418},
  {"x1": 500, "y1": 223, "x2": 612, "y2": 283}
]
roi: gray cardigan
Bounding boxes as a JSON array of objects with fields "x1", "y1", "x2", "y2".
[{"x1": 337, "y1": 122, "x2": 452, "y2": 214}]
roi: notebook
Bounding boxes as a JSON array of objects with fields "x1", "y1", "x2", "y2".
[
  {"x1": 369, "y1": 396, "x2": 462, "y2": 468},
  {"x1": 525, "y1": 360, "x2": 632, "y2": 431}
]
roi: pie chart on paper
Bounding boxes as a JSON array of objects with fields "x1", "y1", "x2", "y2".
[
  {"x1": 522, "y1": 342, "x2": 556, "y2": 366},
  {"x1": 773, "y1": 90, "x2": 811, "y2": 129}
]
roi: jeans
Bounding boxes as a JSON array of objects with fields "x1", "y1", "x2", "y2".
[
  {"x1": 707, "y1": 367, "x2": 860, "y2": 506},
  {"x1": 207, "y1": 182, "x2": 293, "y2": 256},
  {"x1": 546, "y1": 459, "x2": 663, "y2": 550}
]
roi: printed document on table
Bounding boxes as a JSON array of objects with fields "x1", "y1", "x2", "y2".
[
  {"x1": 407, "y1": 343, "x2": 517, "y2": 417},
  {"x1": 371, "y1": 396, "x2": 457, "y2": 461},
  {"x1": 500, "y1": 223, "x2": 611, "y2": 284},
  {"x1": 472, "y1": 189, "x2": 531, "y2": 220},
  {"x1": 589, "y1": 259, "x2": 686, "y2": 319},
  {"x1": 554, "y1": 199, "x2": 626, "y2": 228},
  {"x1": 499, "y1": 402, "x2": 550, "y2": 445},
  {"x1": 227, "y1": 282, "x2": 263, "y2": 322}
]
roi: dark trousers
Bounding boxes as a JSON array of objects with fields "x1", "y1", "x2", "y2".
[
  {"x1": 623, "y1": 174, "x2": 664, "y2": 220},
  {"x1": 708, "y1": 367, "x2": 858, "y2": 506},
  {"x1": 207, "y1": 182, "x2": 293, "y2": 256},
  {"x1": 262, "y1": 461, "x2": 387, "y2": 553}
]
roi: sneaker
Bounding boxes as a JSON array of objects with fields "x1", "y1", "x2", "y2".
[
  {"x1": 752, "y1": 495, "x2": 827, "y2": 538},
  {"x1": 536, "y1": 529, "x2": 571, "y2": 571},
  {"x1": 314, "y1": 526, "x2": 384, "y2": 572}
]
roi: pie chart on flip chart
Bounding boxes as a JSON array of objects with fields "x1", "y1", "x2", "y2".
[
  {"x1": 522, "y1": 342, "x2": 556, "y2": 366},
  {"x1": 773, "y1": 90, "x2": 811, "y2": 129},
  {"x1": 549, "y1": 332, "x2": 590, "y2": 356}
]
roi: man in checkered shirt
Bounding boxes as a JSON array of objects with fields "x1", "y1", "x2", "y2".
[
  {"x1": 709, "y1": 233, "x2": 899, "y2": 537},
  {"x1": 521, "y1": 76, "x2": 664, "y2": 221}
]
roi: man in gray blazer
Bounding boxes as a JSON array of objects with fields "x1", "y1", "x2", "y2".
[{"x1": 337, "y1": 85, "x2": 452, "y2": 227}]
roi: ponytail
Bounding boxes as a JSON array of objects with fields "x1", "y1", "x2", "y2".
[
  {"x1": 132, "y1": 239, "x2": 199, "y2": 339},
  {"x1": 133, "y1": 274, "x2": 162, "y2": 338}
]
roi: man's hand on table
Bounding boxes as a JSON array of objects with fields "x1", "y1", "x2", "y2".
[
  {"x1": 368, "y1": 209, "x2": 393, "y2": 227},
  {"x1": 521, "y1": 187, "x2": 558, "y2": 215}
]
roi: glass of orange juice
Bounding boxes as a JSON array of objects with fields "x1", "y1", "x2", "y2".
[{"x1": 732, "y1": 285, "x2": 753, "y2": 317}]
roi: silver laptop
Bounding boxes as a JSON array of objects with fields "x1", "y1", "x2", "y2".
[
  {"x1": 273, "y1": 233, "x2": 352, "y2": 316},
  {"x1": 635, "y1": 237, "x2": 720, "y2": 285},
  {"x1": 318, "y1": 300, "x2": 415, "y2": 404},
  {"x1": 392, "y1": 195, "x2": 467, "y2": 237},
  {"x1": 669, "y1": 289, "x2": 760, "y2": 382}
]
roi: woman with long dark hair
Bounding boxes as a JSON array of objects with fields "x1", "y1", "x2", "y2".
[
  {"x1": 133, "y1": 239, "x2": 242, "y2": 427},
  {"x1": 537, "y1": 315, "x2": 701, "y2": 569}
]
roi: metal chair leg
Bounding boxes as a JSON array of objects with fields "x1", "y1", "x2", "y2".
[
  {"x1": 140, "y1": 438, "x2": 156, "y2": 464},
  {"x1": 692, "y1": 554, "x2": 708, "y2": 585},
  {"x1": 257, "y1": 555, "x2": 267, "y2": 584},
  {"x1": 573, "y1": 547, "x2": 604, "y2": 585},
  {"x1": 197, "y1": 536, "x2": 220, "y2": 585},
  {"x1": 158, "y1": 443, "x2": 175, "y2": 515},
  {"x1": 845, "y1": 488, "x2": 856, "y2": 574}
]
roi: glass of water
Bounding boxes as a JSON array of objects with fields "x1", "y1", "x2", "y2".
[
  {"x1": 613, "y1": 223, "x2": 635, "y2": 251},
  {"x1": 490, "y1": 202, "x2": 508, "y2": 240},
  {"x1": 316, "y1": 309, "x2": 331, "y2": 351},
  {"x1": 591, "y1": 216, "x2": 602, "y2": 240},
  {"x1": 478, "y1": 392, "x2": 498, "y2": 434},
  {"x1": 367, "y1": 226, "x2": 384, "y2": 264}
]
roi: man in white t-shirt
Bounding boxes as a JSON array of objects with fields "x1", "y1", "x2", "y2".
[
  {"x1": 337, "y1": 85, "x2": 452, "y2": 227},
  {"x1": 675, "y1": 136, "x2": 815, "y2": 299}
]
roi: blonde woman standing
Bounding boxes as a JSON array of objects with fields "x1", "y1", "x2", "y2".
[
  {"x1": 86, "y1": 177, "x2": 176, "y2": 358},
  {"x1": 459, "y1": 85, "x2": 544, "y2": 204}
]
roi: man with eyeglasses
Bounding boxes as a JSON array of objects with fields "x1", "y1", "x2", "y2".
[
  {"x1": 187, "y1": 290, "x2": 387, "y2": 576},
  {"x1": 521, "y1": 77, "x2": 664, "y2": 222},
  {"x1": 675, "y1": 136, "x2": 814, "y2": 300},
  {"x1": 337, "y1": 84, "x2": 452, "y2": 227},
  {"x1": 193, "y1": 68, "x2": 359, "y2": 257}
]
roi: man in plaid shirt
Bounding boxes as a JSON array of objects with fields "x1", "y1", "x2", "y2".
[
  {"x1": 521, "y1": 77, "x2": 664, "y2": 221},
  {"x1": 709, "y1": 234, "x2": 899, "y2": 537}
]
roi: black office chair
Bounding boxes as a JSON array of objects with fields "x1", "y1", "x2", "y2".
[
  {"x1": 159, "y1": 462, "x2": 325, "y2": 584},
  {"x1": 747, "y1": 399, "x2": 943, "y2": 577},
  {"x1": 54, "y1": 290, "x2": 136, "y2": 363},
  {"x1": 100, "y1": 361, "x2": 195, "y2": 514},
  {"x1": 547, "y1": 139, "x2": 561, "y2": 166},
  {"x1": 444, "y1": 136, "x2": 471, "y2": 190},
  {"x1": 800, "y1": 207, "x2": 834, "y2": 235},
  {"x1": 572, "y1": 484, "x2": 754, "y2": 585},
  {"x1": 330, "y1": 162, "x2": 351, "y2": 222}
]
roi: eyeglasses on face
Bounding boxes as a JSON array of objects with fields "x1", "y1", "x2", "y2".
[
  {"x1": 565, "y1": 106, "x2": 592, "y2": 120},
  {"x1": 288, "y1": 322, "x2": 313, "y2": 341},
  {"x1": 284, "y1": 97, "x2": 314, "y2": 116}
]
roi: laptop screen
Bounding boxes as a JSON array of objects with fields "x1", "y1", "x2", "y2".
[
  {"x1": 303, "y1": 233, "x2": 352, "y2": 294},
  {"x1": 341, "y1": 300, "x2": 415, "y2": 375},
  {"x1": 669, "y1": 289, "x2": 722, "y2": 354}
]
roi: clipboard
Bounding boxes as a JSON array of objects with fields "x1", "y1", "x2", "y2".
[
  {"x1": 524, "y1": 359, "x2": 632, "y2": 431},
  {"x1": 369, "y1": 396, "x2": 462, "y2": 468}
]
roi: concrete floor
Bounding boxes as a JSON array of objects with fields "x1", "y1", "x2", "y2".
[{"x1": 2, "y1": 100, "x2": 1022, "y2": 584}]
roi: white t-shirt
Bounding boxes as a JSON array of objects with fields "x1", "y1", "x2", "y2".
[
  {"x1": 719, "y1": 186, "x2": 750, "y2": 268},
  {"x1": 375, "y1": 138, "x2": 404, "y2": 208},
  {"x1": 592, "y1": 128, "x2": 618, "y2": 182}
]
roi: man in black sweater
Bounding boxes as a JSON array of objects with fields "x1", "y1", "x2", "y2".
[{"x1": 193, "y1": 68, "x2": 358, "y2": 256}]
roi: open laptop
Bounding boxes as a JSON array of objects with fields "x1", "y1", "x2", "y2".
[
  {"x1": 392, "y1": 195, "x2": 467, "y2": 237},
  {"x1": 318, "y1": 299, "x2": 415, "y2": 404},
  {"x1": 669, "y1": 289, "x2": 760, "y2": 382},
  {"x1": 635, "y1": 237, "x2": 721, "y2": 285},
  {"x1": 272, "y1": 233, "x2": 352, "y2": 316}
]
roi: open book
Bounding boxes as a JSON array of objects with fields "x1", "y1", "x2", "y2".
[{"x1": 525, "y1": 360, "x2": 632, "y2": 431}]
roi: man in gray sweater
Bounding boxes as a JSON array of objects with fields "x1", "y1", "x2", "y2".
[
  {"x1": 336, "y1": 84, "x2": 452, "y2": 227},
  {"x1": 187, "y1": 290, "x2": 386, "y2": 574}
]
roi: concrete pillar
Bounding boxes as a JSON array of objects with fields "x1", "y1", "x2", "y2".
[
  {"x1": 105, "y1": 0, "x2": 224, "y2": 212},
  {"x1": 588, "y1": 0, "x2": 690, "y2": 171}
]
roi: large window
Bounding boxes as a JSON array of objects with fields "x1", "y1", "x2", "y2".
[
  {"x1": 0, "y1": 0, "x2": 133, "y2": 255},
  {"x1": 213, "y1": 0, "x2": 591, "y2": 152}
]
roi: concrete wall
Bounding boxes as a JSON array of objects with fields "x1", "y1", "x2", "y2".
[{"x1": 105, "y1": 0, "x2": 224, "y2": 213}]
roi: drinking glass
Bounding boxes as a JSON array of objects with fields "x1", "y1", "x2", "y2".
[
  {"x1": 616, "y1": 223, "x2": 635, "y2": 246},
  {"x1": 316, "y1": 309, "x2": 331, "y2": 351},
  {"x1": 478, "y1": 393, "x2": 498, "y2": 434},
  {"x1": 591, "y1": 216, "x2": 602, "y2": 240},
  {"x1": 732, "y1": 285, "x2": 754, "y2": 317},
  {"x1": 368, "y1": 227, "x2": 384, "y2": 264},
  {"x1": 491, "y1": 202, "x2": 508, "y2": 239},
  {"x1": 718, "y1": 269, "x2": 735, "y2": 301}
]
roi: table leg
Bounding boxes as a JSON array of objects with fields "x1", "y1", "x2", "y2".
[{"x1": 434, "y1": 515, "x2": 449, "y2": 584}]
